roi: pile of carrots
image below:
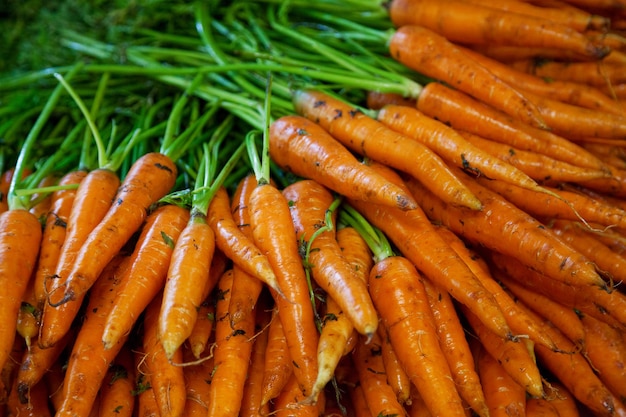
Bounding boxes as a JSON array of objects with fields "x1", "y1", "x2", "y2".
[{"x1": 2, "y1": 0, "x2": 626, "y2": 416}]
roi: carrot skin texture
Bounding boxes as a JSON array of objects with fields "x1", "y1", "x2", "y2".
[
  {"x1": 249, "y1": 183, "x2": 319, "y2": 397},
  {"x1": 261, "y1": 306, "x2": 293, "y2": 407},
  {"x1": 269, "y1": 114, "x2": 417, "y2": 211},
  {"x1": 61, "y1": 152, "x2": 177, "y2": 304},
  {"x1": 369, "y1": 256, "x2": 467, "y2": 417},
  {"x1": 101, "y1": 204, "x2": 189, "y2": 350},
  {"x1": 293, "y1": 89, "x2": 483, "y2": 210},
  {"x1": 98, "y1": 344, "x2": 135, "y2": 417},
  {"x1": 159, "y1": 210, "x2": 215, "y2": 359},
  {"x1": 0, "y1": 209, "x2": 42, "y2": 371},
  {"x1": 377, "y1": 323, "x2": 412, "y2": 406}
]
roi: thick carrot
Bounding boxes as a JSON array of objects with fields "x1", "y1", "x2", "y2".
[
  {"x1": 387, "y1": 25, "x2": 539, "y2": 129},
  {"x1": 54, "y1": 254, "x2": 130, "y2": 417},
  {"x1": 375, "y1": 104, "x2": 560, "y2": 193},
  {"x1": 0, "y1": 208, "x2": 42, "y2": 371},
  {"x1": 347, "y1": 162, "x2": 512, "y2": 340},
  {"x1": 510, "y1": 58, "x2": 626, "y2": 87},
  {"x1": 101, "y1": 203, "x2": 190, "y2": 350},
  {"x1": 368, "y1": 255, "x2": 466, "y2": 417},
  {"x1": 421, "y1": 276, "x2": 489, "y2": 417},
  {"x1": 142, "y1": 291, "x2": 186, "y2": 417},
  {"x1": 293, "y1": 89, "x2": 483, "y2": 210},
  {"x1": 249, "y1": 180, "x2": 319, "y2": 397},
  {"x1": 415, "y1": 81, "x2": 609, "y2": 171},
  {"x1": 39, "y1": 167, "x2": 120, "y2": 349},
  {"x1": 269, "y1": 114, "x2": 418, "y2": 211},
  {"x1": 405, "y1": 171, "x2": 611, "y2": 292},
  {"x1": 457, "y1": 130, "x2": 610, "y2": 183},
  {"x1": 58, "y1": 152, "x2": 177, "y2": 305},
  {"x1": 283, "y1": 179, "x2": 378, "y2": 337},
  {"x1": 472, "y1": 339, "x2": 527, "y2": 417},
  {"x1": 351, "y1": 331, "x2": 408, "y2": 417},
  {"x1": 260, "y1": 306, "x2": 293, "y2": 408},
  {"x1": 388, "y1": 0, "x2": 610, "y2": 58},
  {"x1": 98, "y1": 344, "x2": 135, "y2": 417},
  {"x1": 206, "y1": 268, "x2": 256, "y2": 417}
]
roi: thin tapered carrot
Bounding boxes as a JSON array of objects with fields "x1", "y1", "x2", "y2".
[
  {"x1": 54, "y1": 254, "x2": 131, "y2": 417},
  {"x1": 375, "y1": 104, "x2": 559, "y2": 194},
  {"x1": 496, "y1": 271, "x2": 587, "y2": 350},
  {"x1": 518, "y1": 300, "x2": 626, "y2": 417},
  {"x1": 206, "y1": 268, "x2": 256, "y2": 417},
  {"x1": 368, "y1": 256, "x2": 466, "y2": 417},
  {"x1": 101, "y1": 203, "x2": 190, "y2": 351},
  {"x1": 387, "y1": 24, "x2": 548, "y2": 129},
  {"x1": 283, "y1": 179, "x2": 378, "y2": 337},
  {"x1": 421, "y1": 275, "x2": 489, "y2": 417},
  {"x1": 351, "y1": 332, "x2": 408, "y2": 417},
  {"x1": 457, "y1": 130, "x2": 609, "y2": 183},
  {"x1": 416, "y1": 81, "x2": 610, "y2": 171},
  {"x1": 348, "y1": 383, "x2": 374, "y2": 417},
  {"x1": 182, "y1": 347, "x2": 214, "y2": 417},
  {"x1": 273, "y1": 373, "x2": 322, "y2": 417},
  {"x1": 346, "y1": 163, "x2": 513, "y2": 340},
  {"x1": 472, "y1": 339, "x2": 527, "y2": 417},
  {"x1": 247, "y1": 126, "x2": 319, "y2": 398},
  {"x1": 405, "y1": 170, "x2": 611, "y2": 292},
  {"x1": 490, "y1": 252, "x2": 626, "y2": 329},
  {"x1": 293, "y1": 89, "x2": 483, "y2": 210},
  {"x1": 98, "y1": 343, "x2": 135, "y2": 417},
  {"x1": 510, "y1": 58, "x2": 626, "y2": 87},
  {"x1": 261, "y1": 306, "x2": 293, "y2": 408},
  {"x1": 366, "y1": 91, "x2": 417, "y2": 110},
  {"x1": 39, "y1": 167, "x2": 120, "y2": 349},
  {"x1": 463, "y1": 303, "x2": 545, "y2": 399},
  {"x1": 0, "y1": 208, "x2": 42, "y2": 372},
  {"x1": 268, "y1": 114, "x2": 418, "y2": 211},
  {"x1": 208, "y1": 183, "x2": 280, "y2": 295},
  {"x1": 335, "y1": 226, "x2": 375, "y2": 285},
  {"x1": 388, "y1": 0, "x2": 610, "y2": 59},
  {"x1": 377, "y1": 323, "x2": 412, "y2": 406},
  {"x1": 580, "y1": 313, "x2": 626, "y2": 405},
  {"x1": 133, "y1": 349, "x2": 159, "y2": 417},
  {"x1": 16, "y1": 277, "x2": 40, "y2": 349},
  {"x1": 143, "y1": 291, "x2": 186, "y2": 417}
]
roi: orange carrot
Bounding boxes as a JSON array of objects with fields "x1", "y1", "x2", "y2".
[
  {"x1": 0, "y1": 208, "x2": 42, "y2": 371},
  {"x1": 98, "y1": 343, "x2": 135, "y2": 417},
  {"x1": 510, "y1": 58, "x2": 626, "y2": 87},
  {"x1": 366, "y1": 91, "x2": 416, "y2": 110},
  {"x1": 344, "y1": 163, "x2": 513, "y2": 344},
  {"x1": 283, "y1": 179, "x2": 378, "y2": 337},
  {"x1": 388, "y1": 0, "x2": 610, "y2": 58},
  {"x1": 335, "y1": 226, "x2": 374, "y2": 285},
  {"x1": 405, "y1": 170, "x2": 610, "y2": 292},
  {"x1": 369, "y1": 255, "x2": 467, "y2": 417},
  {"x1": 133, "y1": 348, "x2": 159, "y2": 417},
  {"x1": 7, "y1": 378, "x2": 52, "y2": 417},
  {"x1": 273, "y1": 373, "x2": 322, "y2": 417},
  {"x1": 415, "y1": 81, "x2": 609, "y2": 171},
  {"x1": 269, "y1": 114, "x2": 417, "y2": 211},
  {"x1": 542, "y1": 381, "x2": 581, "y2": 417},
  {"x1": 261, "y1": 306, "x2": 293, "y2": 408},
  {"x1": 377, "y1": 323, "x2": 412, "y2": 406},
  {"x1": 39, "y1": 167, "x2": 120, "y2": 349},
  {"x1": 206, "y1": 268, "x2": 256, "y2": 417},
  {"x1": 293, "y1": 89, "x2": 483, "y2": 210},
  {"x1": 54, "y1": 254, "x2": 131, "y2": 417},
  {"x1": 182, "y1": 347, "x2": 214, "y2": 417},
  {"x1": 101, "y1": 203, "x2": 190, "y2": 351},
  {"x1": 473, "y1": 339, "x2": 527, "y2": 417}
]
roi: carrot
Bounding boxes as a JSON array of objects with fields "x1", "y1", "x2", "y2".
[
  {"x1": 405, "y1": 170, "x2": 611, "y2": 292},
  {"x1": 517, "y1": 300, "x2": 626, "y2": 417},
  {"x1": 390, "y1": 26, "x2": 537, "y2": 130},
  {"x1": 472, "y1": 339, "x2": 527, "y2": 417},
  {"x1": 388, "y1": 0, "x2": 610, "y2": 59},
  {"x1": 182, "y1": 347, "x2": 214, "y2": 416},
  {"x1": 421, "y1": 276, "x2": 489, "y2": 417},
  {"x1": 510, "y1": 58, "x2": 626, "y2": 87},
  {"x1": 580, "y1": 313, "x2": 626, "y2": 405},
  {"x1": 142, "y1": 291, "x2": 186, "y2": 417},
  {"x1": 7, "y1": 378, "x2": 52, "y2": 417},
  {"x1": 273, "y1": 372, "x2": 322, "y2": 417},
  {"x1": 366, "y1": 91, "x2": 417, "y2": 110},
  {"x1": 0, "y1": 168, "x2": 15, "y2": 214},
  {"x1": 335, "y1": 226, "x2": 375, "y2": 285},
  {"x1": 247, "y1": 127, "x2": 319, "y2": 398},
  {"x1": 0, "y1": 208, "x2": 42, "y2": 371},
  {"x1": 269, "y1": 114, "x2": 418, "y2": 211},
  {"x1": 457, "y1": 130, "x2": 610, "y2": 183},
  {"x1": 39, "y1": 167, "x2": 120, "y2": 349},
  {"x1": 415, "y1": 81, "x2": 609, "y2": 171},
  {"x1": 283, "y1": 179, "x2": 379, "y2": 337},
  {"x1": 369, "y1": 256, "x2": 467, "y2": 417},
  {"x1": 133, "y1": 349, "x2": 159, "y2": 417},
  {"x1": 375, "y1": 104, "x2": 564, "y2": 194},
  {"x1": 541, "y1": 381, "x2": 581, "y2": 417},
  {"x1": 98, "y1": 343, "x2": 135, "y2": 417},
  {"x1": 458, "y1": 46, "x2": 623, "y2": 115},
  {"x1": 16, "y1": 276, "x2": 40, "y2": 350},
  {"x1": 206, "y1": 267, "x2": 256, "y2": 417},
  {"x1": 347, "y1": 383, "x2": 374, "y2": 417},
  {"x1": 351, "y1": 332, "x2": 408, "y2": 417},
  {"x1": 377, "y1": 324, "x2": 412, "y2": 406},
  {"x1": 292, "y1": 89, "x2": 483, "y2": 210},
  {"x1": 260, "y1": 306, "x2": 293, "y2": 408},
  {"x1": 44, "y1": 360, "x2": 65, "y2": 413},
  {"x1": 54, "y1": 254, "x2": 131, "y2": 417}
]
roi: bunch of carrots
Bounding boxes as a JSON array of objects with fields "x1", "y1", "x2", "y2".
[{"x1": 2, "y1": 0, "x2": 626, "y2": 416}]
